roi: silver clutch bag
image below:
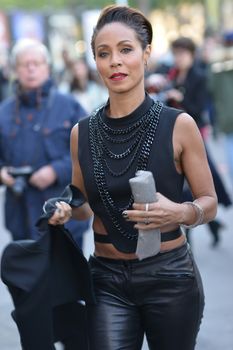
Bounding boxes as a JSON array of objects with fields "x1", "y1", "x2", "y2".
[{"x1": 129, "y1": 170, "x2": 161, "y2": 260}]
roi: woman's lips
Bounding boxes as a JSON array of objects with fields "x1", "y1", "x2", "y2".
[{"x1": 110, "y1": 73, "x2": 127, "y2": 81}]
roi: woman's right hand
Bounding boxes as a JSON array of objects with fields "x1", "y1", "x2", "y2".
[{"x1": 48, "y1": 201, "x2": 72, "y2": 225}]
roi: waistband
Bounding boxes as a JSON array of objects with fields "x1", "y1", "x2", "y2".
[
  {"x1": 94, "y1": 228, "x2": 182, "y2": 244},
  {"x1": 92, "y1": 241, "x2": 188, "y2": 266}
]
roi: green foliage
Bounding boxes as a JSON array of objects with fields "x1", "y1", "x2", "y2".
[
  {"x1": 148, "y1": 0, "x2": 202, "y2": 7},
  {"x1": 0, "y1": 0, "x2": 203, "y2": 11},
  {"x1": 1, "y1": 0, "x2": 107, "y2": 10}
]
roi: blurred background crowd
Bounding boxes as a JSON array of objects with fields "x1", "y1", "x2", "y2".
[{"x1": 0, "y1": 0, "x2": 233, "y2": 103}]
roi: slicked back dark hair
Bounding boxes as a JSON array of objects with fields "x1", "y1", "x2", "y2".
[{"x1": 91, "y1": 5, "x2": 153, "y2": 58}]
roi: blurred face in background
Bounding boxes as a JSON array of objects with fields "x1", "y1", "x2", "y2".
[
  {"x1": 172, "y1": 48, "x2": 194, "y2": 72},
  {"x1": 15, "y1": 50, "x2": 49, "y2": 90},
  {"x1": 72, "y1": 60, "x2": 89, "y2": 83}
]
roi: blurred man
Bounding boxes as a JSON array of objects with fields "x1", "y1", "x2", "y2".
[
  {"x1": 0, "y1": 38, "x2": 89, "y2": 245},
  {"x1": 0, "y1": 38, "x2": 90, "y2": 349}
]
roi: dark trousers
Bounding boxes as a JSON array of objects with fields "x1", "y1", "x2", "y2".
[{"x1": 87, "y1": 243, "x2": 204, "y2": 350}]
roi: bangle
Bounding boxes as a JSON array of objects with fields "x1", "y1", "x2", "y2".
[{"x1": 180, "y1": 200, "x2": 204, "y2": 229}]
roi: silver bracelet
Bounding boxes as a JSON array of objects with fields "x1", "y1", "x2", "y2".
[{"x1": 180, "y1": 200, "x2": 204, "y2": 229}]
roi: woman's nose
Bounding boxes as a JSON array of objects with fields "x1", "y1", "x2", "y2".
[{"x1": 110, "y1": 53, "x2": 122, "y2": 67}]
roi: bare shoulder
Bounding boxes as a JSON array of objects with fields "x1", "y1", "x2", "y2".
[
  {"x1": 174, "y1": 112, "x2": 202, "y2": 142},
  {"x1": 70, "y1": 123, "x2": 80, "y2": 147},
  {"x1": 70, "y1": 123, "x2": 80, "y2": 159},
  {"x1": 175, "y1": 112, "x2": 198, "y2": 129},
  {"x1": 71, "y1": 122, "x2": 79, "y2": 139}
]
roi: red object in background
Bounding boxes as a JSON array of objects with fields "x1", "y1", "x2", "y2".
[
  {"x1": 0, "y1": 11, "x2": 10, "y2": 49},
  {"x1": 167, "y1": 67, "x2": 179, "y2": 82}
]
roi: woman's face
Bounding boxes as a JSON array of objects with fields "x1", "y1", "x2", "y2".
[{"x1": 94, "y1": 22, "x2": 151, "y2": 95}]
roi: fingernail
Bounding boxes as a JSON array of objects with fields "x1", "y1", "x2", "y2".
[{"x1": 122, "y1": 211, "x2": 128, "y2": 218}]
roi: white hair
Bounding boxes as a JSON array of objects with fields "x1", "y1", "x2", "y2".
[{"x1": 11, "y1": 38, "x2": 51, "y2": 67}]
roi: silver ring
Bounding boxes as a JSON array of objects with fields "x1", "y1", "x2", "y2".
[
  {"x1": 144, "y1": 218, "x2": 150, "y2": 225},
  {"x1": 145, "y1": 203, "x2": 149, "y2": 211}
]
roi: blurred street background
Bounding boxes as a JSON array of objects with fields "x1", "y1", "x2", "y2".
[
  {"x1": 0, "y1": 0, "x2": 233, "y2": 98},
  {"x1": 0, "y1": 0, "x2": 233, "y2": 349}
]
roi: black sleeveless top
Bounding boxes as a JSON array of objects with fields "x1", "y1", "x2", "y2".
[{"x1": 78, "y1": 94, "x2": 184, "y2": 253}]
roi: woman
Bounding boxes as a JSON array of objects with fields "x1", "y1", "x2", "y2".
[{"x1": 49, "y1": 5, "x2": 217, "y2": 350}]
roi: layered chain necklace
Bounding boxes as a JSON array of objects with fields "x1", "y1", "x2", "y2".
[{"x1": 89, "y1": 100, "x2": 163, "y2": 240}]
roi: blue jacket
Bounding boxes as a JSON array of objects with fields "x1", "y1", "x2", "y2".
[{"x1": 0, "y1": 79, "x2": 89, "y2": 240}]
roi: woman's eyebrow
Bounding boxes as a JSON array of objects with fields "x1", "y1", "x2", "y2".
[{"x1": 96, "y1": 40, "x2": 133, "y2": 49}]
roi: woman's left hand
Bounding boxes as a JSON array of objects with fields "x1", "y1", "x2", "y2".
[
  {"x1": 48, "y1": 201, "x2": 72, "y2": 226},
  {"x1": 122, "y1": 192, "x2": 182, "y2": 230}
]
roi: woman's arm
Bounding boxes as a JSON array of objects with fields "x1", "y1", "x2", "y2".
[
  {"x1": 124, "y1": 112, "x2": 217, "y2": 231},
  {"x1": 70, "y1": 123, "x2": 93, "y2": 220},
  {"x1": 176, "y1": 112, "x2": 217, "y2": 224},
  {"x1": 49, "y1": 123, "x2": 93, "y2": 225}
]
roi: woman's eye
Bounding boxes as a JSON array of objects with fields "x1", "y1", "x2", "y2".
[
  {"x1": 121, "y1": 47, "x2": 132, "y2": 54},
  {"x1": 98, "y1": 52, "x2": 108, "y2": 58}
]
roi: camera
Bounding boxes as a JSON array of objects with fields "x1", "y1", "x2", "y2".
[{"x1": 8, "y1": 166, "x2": 34, "y2": 196}]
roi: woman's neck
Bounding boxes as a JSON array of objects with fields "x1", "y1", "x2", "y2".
[{"x1": 108, "y1": 89, "x2": 145, "y2": 119}]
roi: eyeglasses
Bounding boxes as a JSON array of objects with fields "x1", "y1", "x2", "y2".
[{"x1": 17, "y1": 61, "x2": 47, "y2": 69}]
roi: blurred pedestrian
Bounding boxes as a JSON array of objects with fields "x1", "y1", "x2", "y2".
[
  {"x1": 49, "y1": 5, "x2": 217, "y2": 349},
  {"x1": 69, "y1": 57, "x2": 108, "y2": 113},
  {"x1": 0, "y1": 38, "x2": 90, "y2": 246},
  {"x1": 196, "y1": 29, "x2": 220, "y2": 137},
  {"x1": 209, "y1": 31, "x2": 233, "y2": 192},
  {"x1": 0, "y1": 37, "x2": 90, "y2": 349},
  {"x1": 56, "y1": 47, "x2": 75, "y2": 93},
  {"x1": 149, "y1": 36, "x2": 231, "y2": 247}
]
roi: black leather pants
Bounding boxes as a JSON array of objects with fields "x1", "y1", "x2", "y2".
[{"x1": 87, "y1": 243, "x2": 204, "y2": 350}]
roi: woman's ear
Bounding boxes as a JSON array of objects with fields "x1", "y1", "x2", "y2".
[{"x1": 144, "y1": 44, "x2": 152, "y2": 66}]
